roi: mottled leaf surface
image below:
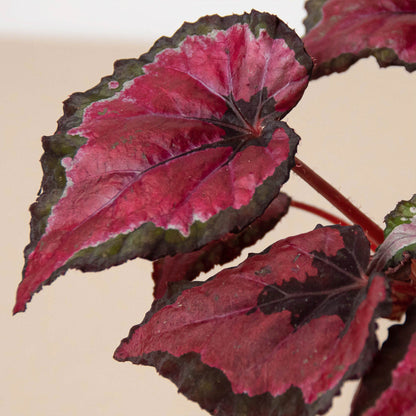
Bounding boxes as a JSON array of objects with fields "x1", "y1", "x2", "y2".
[
  {"x1": 369, "y1": 219, "x2": 416, "y2": 273},
  {"x1": 15, "y1": 11, "x2": 312, "y2": 313},
  {"x1": 384, "y1": 194, "x2": 416, "y2": 237},
  {"x1": 115, "y1": 225, "x2": 389, "y2": 415},
  {"x1": 303, "y1": 0, "x2": 416, "y2": 78},
  {"x1": 152, "y1": 192, "x2": 291, "y2": 299},
  {"x1": 351, "y1": 300, "x2": 416, "y2": 416},
  {"x1": 369, "y1": 195, "x2": 416, "y2": 273}
]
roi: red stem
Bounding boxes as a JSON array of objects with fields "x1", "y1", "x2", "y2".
[
  {"x1": 292, "y1": 157, "x2": 384, "y2": 248},
  {"x1": 290, "y1": 199, "x2": 378, "y2": 252},
  {"x1": 290, "y1": 200, "x2": 349, "y2": 226}
]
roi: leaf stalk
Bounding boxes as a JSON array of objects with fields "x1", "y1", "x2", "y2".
[
  {"x1": 290, "y1": 200, "x2": 349, "y2": 227},
  {"x1": 292, "y1": 157, "x2": 384, "y2": 248}
]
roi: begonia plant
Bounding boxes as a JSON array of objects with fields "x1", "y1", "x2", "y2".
[{"x1": 14, "y1": 1, "x2": 416, "y2": 415}]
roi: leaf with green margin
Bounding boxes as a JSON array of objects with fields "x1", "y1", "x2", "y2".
[
  {"x1": 368, "y1": 195, "x2": 416, "y2": 273},
  {"x1": 14, "y1": 10, "x2": 312, "y2": 313},
  {"x1": 115, "y1": 225, "x2": 390, "y2": 416},
  {"x1": 303, "y1": 0, "x2": 416, "y2": 78},
  {"x1": 385, "y1": 194, "x2": 416, "y2": 237},
  {"x1": 152, "y1": 192, "x2": 291, "y2": 299}
]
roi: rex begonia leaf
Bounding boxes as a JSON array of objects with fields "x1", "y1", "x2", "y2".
[
  {"x1": 152, "y1": 192, "x2": 291, "y2": 299},
  {"x1": 114, "y1": 225, "x2": 390, "y2": 416},
  {"x1": 384, "y1": 194, "x2": 416, "y2": 237},
  {"x1": 351, "y1": 300, "x2": 416, "y2": 416},
  {"x1": 14, "y1": 10, "x2": 313, "y2": 313},
  {"x1": 368, "y1": 195, "x2": 416, "y2": 273},
  {"x1": 303, "y1": 0, "x2": 416, "y2": 78}
]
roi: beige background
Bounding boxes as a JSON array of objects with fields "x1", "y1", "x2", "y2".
[{"x1": 1, "y1": 37, "x2": 415, "y2": 416}]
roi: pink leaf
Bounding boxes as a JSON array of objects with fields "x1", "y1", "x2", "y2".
[
  {"x1": 115, "y1": 225, "x2": 390, "y2": 415},
  {"x1": 15, "y1": 11, "x2": 312, "y2": 313},
  {"x1": 303, "y1": 0, "x2": 416, "y2": 78}
]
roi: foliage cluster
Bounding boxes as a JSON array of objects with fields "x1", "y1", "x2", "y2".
[{"x1": 15, "y1": 1, "x2": 416, "y2": 415}]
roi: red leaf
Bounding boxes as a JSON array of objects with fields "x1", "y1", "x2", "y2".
[
  {"x1": 385, "y1": 279, "x2": 416, "y2": 320},
  {"x1": 152, "y1": 192, "x2": 291, "y2": 299},
  {"x1": 115, "y1": 226, "x2": 390, "y2": 415},
  {"x1": 351, "y1": 301, "x2": 416, "y2": 416},
  {"x1": 303, "y1": 0, "x2": 416, "y2": 78},
  {"x1": 15, "y1": 11, "x2": 312, "y2": 313}
]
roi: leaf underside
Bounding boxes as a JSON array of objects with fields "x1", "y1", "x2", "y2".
[
  {"x1": 303, "y1": 0, "x2": 416, "y2": 78},
  {"x1": 351, "y1": 300, "x2": 416, "y2": 416},
  {"x1": 115, "y1": 225, "x2": 390, "y2": 416},
  {"x1": 152, "y1": 192, "x2": 291, "y2": 299},
  {"x1": 369, "y1": 194, "x2": 416, "y2": 273},
  {"x1": 368, "y1": 195, "x2": 416, "y2": 318},
  {"x1": 384, "y1": 194, "x2": 416, "y2": 238},
  {"x1": 15, "y1": 10, "x2": 312, "y2": 313}
]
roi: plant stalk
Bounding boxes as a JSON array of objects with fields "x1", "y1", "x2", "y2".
[
  {"x1": 290, "y1": 200, "x2": 349, "y2": 226},
  {"x1": 290, "y1": 199, "x2": 379, "y2": 252},
  {"x1": 292, "y1": 157, "x2": 384, "y2": 248}
]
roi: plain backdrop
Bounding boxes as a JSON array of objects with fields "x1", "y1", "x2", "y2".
[
  {"x1": 1, "y1": 0, "x2": 307, "y2": 40},
  {"x1": 1, "y1": 1, "x2": 415, "y2": 415}
]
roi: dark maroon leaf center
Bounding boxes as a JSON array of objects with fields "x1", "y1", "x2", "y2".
[
  {"x1": 15, "y1": 13, "x2": 312, "y2": 313},
  {"x1": 217, "y1": 88, "x2": 278, "y2": 138},
  {"x1": 255, "y1": 247, "x2": 368, "y2": 328}
]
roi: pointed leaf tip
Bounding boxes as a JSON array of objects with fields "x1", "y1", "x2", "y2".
[
  {"x1": 16, "y1": 10, "x2": 312, "y2": 312},
  {"x1": 115, "y1": 225, "x2": 390, "y2": 415}
]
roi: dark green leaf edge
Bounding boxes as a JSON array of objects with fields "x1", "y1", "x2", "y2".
[
  {"x1": 28, "y1": 9, "x2": 310, "y2": 259},
  {"x1": 379, "y1": 194, "x2": 416, "y2": 270},
  {"x1": 152, "y1": 192, "x2": 291, "y2": 299},
  {"x1": 114, "y1": 231, "x2": 391, "y2": 416},
  {"x1": 384, "y1": 194, "x2": 416, "y2": 237},
  {"x1": 27, "y1": 122, "x2": 299, "y2": 301},
  {"x1": 131, "y1": 350, "x2": 310, "y2": 416},
  {"x1": 24, "y1": 10, "x2": 312, "y2": 287},
  {"x1": 310, "y1": 48, "x2": 416, "y2": 80},
  {"x1": 303, "y1": 0, "x2": 416, "y2": 78},
  {"x1": 303, "y1": 0, "x2": 326, "y2": 32},
  {"x1": 126, "y1": 296, "x2": 387, "y2": 416}
]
